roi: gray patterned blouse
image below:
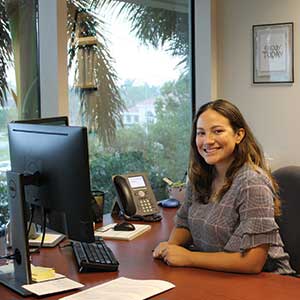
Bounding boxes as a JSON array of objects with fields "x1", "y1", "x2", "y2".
[{"x1": 175, "y1": 163, "x2": 295, "y2": 274}]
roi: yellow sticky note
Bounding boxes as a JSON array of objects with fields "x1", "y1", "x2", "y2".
[{"x1": 31, "y1": 265, "x2": 56, "y2": 282}]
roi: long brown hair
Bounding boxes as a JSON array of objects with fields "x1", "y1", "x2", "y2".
[{"x1": 188, "y1": 99, "x2": 280, "y2": 215}]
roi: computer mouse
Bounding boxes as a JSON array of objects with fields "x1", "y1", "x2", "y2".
[
  {"x1": 113, "y1": 221, "x2": 136, "y2": 231},
  {"x1": 158, "y1": 198, "x2": 180, "y2": 208}
]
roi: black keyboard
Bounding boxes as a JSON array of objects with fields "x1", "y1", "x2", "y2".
[{"x1": 71, "y1": 238, "x2": 119, "y2": 272}]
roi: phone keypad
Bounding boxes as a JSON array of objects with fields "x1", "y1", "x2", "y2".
[
  {"x1": 133, "y1": 189, "x2": 157, "y2": 214},
  {"x1": 140, "y1": 199, "x2": 154, "y2": 213}
]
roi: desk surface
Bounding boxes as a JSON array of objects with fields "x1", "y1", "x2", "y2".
[{"x1": 1, "y1": 208, "x2": 300, "y2": 300}]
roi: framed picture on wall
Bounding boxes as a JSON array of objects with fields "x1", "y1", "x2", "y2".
[{"x1": 253, "y1": 22, "x2": 294, "y2": 84}]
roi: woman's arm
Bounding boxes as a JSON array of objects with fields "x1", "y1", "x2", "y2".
[
  {"x1": 153, "y1": 227, "x2": 192, "y2": 258},
  {"x1": 158, "y1": 243, "x2": 269, "y2": 274},
  {"x1": 168, "y1": 227, "x2": 193, "y2": 245}
]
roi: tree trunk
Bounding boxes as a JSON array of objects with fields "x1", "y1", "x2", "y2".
[{"x1": 5, "y1": 0, "x2": 40, "y2": 119}]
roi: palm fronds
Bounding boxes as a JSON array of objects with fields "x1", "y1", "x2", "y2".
[
  {"x1": 0, "y1": 0, "x2": 13, "y2": 106},
  {"x1": 68, "y1": 0, "x2": 126, "y2": 146},
  {"x1": 96, "y1": 0, "x2": 189, "y2": 58}
]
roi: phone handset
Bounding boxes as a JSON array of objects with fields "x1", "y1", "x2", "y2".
[{"x1": 113, "y1": 175, "x2": 137, "y2": 216}]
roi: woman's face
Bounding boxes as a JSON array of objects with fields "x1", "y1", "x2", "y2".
[{"x1": 196, "y1": 109, "x2": 244, "y2": 169}]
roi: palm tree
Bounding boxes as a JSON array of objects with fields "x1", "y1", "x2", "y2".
[
  {"x1": 0, "y1": 0, "x2": 125, "y2": 145},
  {"x1": 0, "y1": 0, "x2": 12, "y2": 106},
  {"x1": 93, "y1": 0, "x2": 189, "y2": 67},
  {"x1": 69, "y1": 0, "x2": 189, "y2": 145},
  {"x1": 0, "y1": 0, "x2": 189, "y2": 144},
  {"x1": 67, "y1": 0, "x2": 126, "y2": 145}
]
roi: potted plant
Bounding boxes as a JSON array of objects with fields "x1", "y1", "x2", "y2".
[{"x1": 163, "y1": 178, "x2": 186, "y2": 202}]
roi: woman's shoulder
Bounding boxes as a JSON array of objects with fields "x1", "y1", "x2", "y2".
[
  {"x1": 231, "y1": 164, "x2": 275, "y2": 207},
  {"x1": 233, "y1": 163, "x2": 272, "y2": 187}
]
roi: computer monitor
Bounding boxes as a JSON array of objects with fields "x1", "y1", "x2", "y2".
[
  {"x1": 0, "y1": 122, "x2": 94, "y2": 295},
  {"x1": 11, "y1": 116, "x2": 69, "y2": 236},
  {"x1": 8, "y1": 122, "x2": 94, "y2": 241}
]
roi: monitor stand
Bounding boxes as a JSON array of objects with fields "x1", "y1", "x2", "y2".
[{"x1": 0, "y1": 171, "x2": 37, "y2": 296}]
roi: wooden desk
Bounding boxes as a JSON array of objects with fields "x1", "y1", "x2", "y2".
[{"x1": 1, "y1": 208, "x2": 300, "y2": 300}]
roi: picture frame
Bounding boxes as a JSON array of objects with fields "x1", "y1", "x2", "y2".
[{"x1": 253, "y1": 22, "x2": 294, "y2": 84}]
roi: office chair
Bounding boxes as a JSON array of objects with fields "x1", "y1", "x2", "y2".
[{"x1": 272, "y1": 166, "x2": 300, "y2": 274}]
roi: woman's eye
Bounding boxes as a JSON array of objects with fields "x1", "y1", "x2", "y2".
[
  {"x1": 197, "y1": 131, "x2": 205, "y2": 136},
  {"x1": 214, "y1": 129, "x2": 224, "y2": 134}
]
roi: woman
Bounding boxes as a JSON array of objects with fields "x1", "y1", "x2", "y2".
[{"x1": 153, "y1": 99, "x2": 294, "y2": 274}]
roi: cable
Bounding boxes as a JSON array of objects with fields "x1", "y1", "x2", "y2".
[
  {"x1": 95, "y1": 225, "x2": 115, "y2": 233},
  {"x1": 59, "y1": 241, "x2": 72, "y2": 249},
  {"x1": 0, "y1": 248, "x2": 21, "y2": 263},
  {"x1": 25, "y1": 205, "x2": 48, "y2": 254},
  {"x1": 26, "y1": 204, "x2": 35, "y2": 237},
  {"x1": 0, "y1": 253, "x2": 16, "y2": 260},
  {"x1": 39, "y1": 208, "x2": 47, "y2": 247},
  {"x1": 30, "y1": 208, "x2": 47, "y2": 254}
]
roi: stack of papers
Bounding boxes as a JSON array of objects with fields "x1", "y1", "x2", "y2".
[
  {"x1": 95, "y1": 223, "x2": 151, "y2": 241},
  {"x1": 31, "y1": 265, "x2": 56, "y2": 282}
]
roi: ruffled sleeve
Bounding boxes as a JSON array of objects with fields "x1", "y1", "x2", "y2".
[
  {"x1": 174, "y1": 182, "x2": 193, "y2": 229},
  {"x1": 224, "y1": 177, "x2": 282, "y2": 252}
]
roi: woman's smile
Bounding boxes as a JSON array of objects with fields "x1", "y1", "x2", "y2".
[{"x1": 203, "y1": 146, "x2": 221, "y2": 154}]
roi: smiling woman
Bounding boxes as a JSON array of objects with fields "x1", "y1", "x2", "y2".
[{"x1": 153, "y1": 99, "x2": 295, "y2": 275}]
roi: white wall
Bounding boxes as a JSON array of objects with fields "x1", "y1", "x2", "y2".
[
  {"x1": 215, "y1": 0, "x2": 300, "y2": 169},
  {"x1": 39, "y1": 0, "x2": 69, "y2": 117},
  {"x1": 194, "y1": 0, "x2": 214, "y2": 107}
]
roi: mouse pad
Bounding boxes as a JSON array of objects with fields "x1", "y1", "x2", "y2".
[{"x1": 94, "y1": 223, "x2": 151, "y2": 241}]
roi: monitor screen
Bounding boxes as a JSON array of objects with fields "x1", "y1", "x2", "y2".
[{"x1": 7, "y1": 122, "x2": 94, "y2": 243}]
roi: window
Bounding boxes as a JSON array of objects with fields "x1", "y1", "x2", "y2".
[
  {"x1": 67, "y1": 0, "x2": 194, "y2": 213},
  {"x1": 126, "y1": 115, "x2": 132, "y2": 123},
  {"x1": 146, "y1": 111, "x2": 155, "y2": 124},
  {"x1": 0, "y1": 1, "x2": 40, "y2": 226},
  {"x1": 0, "y1": 0, "x2": 194, "y2": 223}
]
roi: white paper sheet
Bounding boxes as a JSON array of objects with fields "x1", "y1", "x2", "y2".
[
  {"x1": 22, "y1": 277, "x2": 84, "y2": 296},
  {"x1": 59, "y1": 277, "x2": 175, "y2": 300}
]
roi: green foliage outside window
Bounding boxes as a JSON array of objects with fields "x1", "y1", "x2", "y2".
[
  {"x1": 89, "y1": 76, "x2": 191, "y2": 213},
  {"x1": 89, "y1": 151, "x2": 168, "y2": 214},
  {"x1": 0, "y1": 74, "x2": 191, "y2": 223}
]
